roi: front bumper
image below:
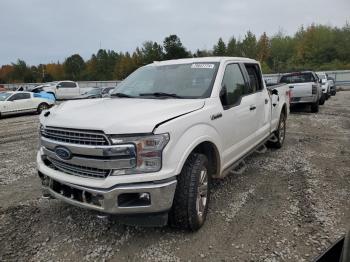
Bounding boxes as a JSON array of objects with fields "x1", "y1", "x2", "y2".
[{"x1": 39, "y1": 172, "x2": 177, "y2": 215}]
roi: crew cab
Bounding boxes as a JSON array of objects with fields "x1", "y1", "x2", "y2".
[
  {"x1": 0, "y1": 91, "x2": 54, "y2": 118},
  {"x1": 32, "y1": 81, "x2": 81, "y2": 100},
  {"x1": 37, "y1": 57, "x2": 289, "y2": 230},
  {"x1": 279, "y1": 71, "x2": 323, "y2": 113}
]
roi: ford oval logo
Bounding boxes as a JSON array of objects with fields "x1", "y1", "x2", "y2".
[{"x1": 55, "y1": 146, "x2": 72, "y2": 160}]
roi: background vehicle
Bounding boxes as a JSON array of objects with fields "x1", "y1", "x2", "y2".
[
  {"x1": 74, "y1": 87, "x2": 115, "y2": 99},
  {"x1": 317, "y1": 72, "x2": 332, "y2": 99},
  {"x1": 279, "y1": 71, "x2": 323, "y2": 112},
  {"x1": 0, "y1": 91, "x2": 55, "y2": 118},
  {"x1": 326, "y1": 74, "x2": 337, "y2": 96},
  {"x1": 31, "y1": 81, "x2": 81, "y2": 100},
  {"x1": 37, "y1": 57, "x2": 289, "y2": 230}
]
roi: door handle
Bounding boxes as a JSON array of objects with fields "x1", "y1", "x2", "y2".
[
  {"x1": 289, "y1": 86, "x2": 294, "y2": 89},
  {"x1": 249, "y1": 105, "x2": 256, "y2": 111}
]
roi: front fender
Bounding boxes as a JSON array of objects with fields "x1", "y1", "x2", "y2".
[{"x1": 162, "y1": 123, "x2": 223, "y2": 176}]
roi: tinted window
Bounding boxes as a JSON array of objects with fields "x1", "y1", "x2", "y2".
[
  {"x1": 8, "y1": 93, "x2": 30, "y2": 101},
  {"x1": 60, "y1": 82, "x2": 77, "y2": 88},
  {"x1": 220, "y1": 64, "x2": 246, "y2": 108},
  {"x1": 245, "y1": 64, "x2": 263, "y2": 94},
  {"x1": 280, "y1": 73, "x2": 316, "y2": 84}
]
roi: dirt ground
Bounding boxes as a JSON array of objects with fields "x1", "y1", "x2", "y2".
[{"x1": 0, "y1": 92, "x2": 349, "y2": 262}]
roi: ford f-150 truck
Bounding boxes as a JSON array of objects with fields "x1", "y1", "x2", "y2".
[
  {"x1": 32, "y1": 81, "x2": 81, "y2": 100},
  {"x1": 37, "y1": 57, "x2": 289, "y2": 230},
  {"x1": 279, "y1": 71, "x2": 324, "y2": 112}
]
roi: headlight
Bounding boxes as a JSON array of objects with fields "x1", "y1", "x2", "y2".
[{"x1": 110, "y1": 133, "x2": 169, "y2": 175}]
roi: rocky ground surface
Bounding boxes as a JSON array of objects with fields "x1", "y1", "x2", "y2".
[{"x1": 0, "y1": 92, "x2": 349, "y2": 262}]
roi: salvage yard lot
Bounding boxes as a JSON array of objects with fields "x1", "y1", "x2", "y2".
[{"x1": 0, "y1": 92, "x2": 349, "y2": 261}]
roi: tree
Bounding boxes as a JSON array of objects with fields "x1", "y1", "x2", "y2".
[
  {"x1": 63, "y1": 54, "x2": 85, "y2": 80},
  {"x1": 163, "y1": 35, "x2": 189, "y2": 60},
  {"x1": 240, "y1": 31, "x2": 257, "y2": 59},
  {"x1": 141, "y1": 41, "x2": 164, "y2": 64},
  {"x1": 226, "y1": 37, "x2": 239, "y2": 56},
  {"x1": 213, "y1": 38, "x2": 226, "y2": 56},
  {"x1": 257, "y1": 32, "x2": 270, "y2": 63}
]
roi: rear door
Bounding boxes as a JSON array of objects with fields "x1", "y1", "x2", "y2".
[{"x1": 243, "y1": 63, "x2": 271, "y2": 141}]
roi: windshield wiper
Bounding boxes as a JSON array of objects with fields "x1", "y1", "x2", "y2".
[
  {"x1": 110, "y1": 92, "x2": 134, "y2": 98},
  {"x1": 139, "y1": 92, "x2": 184, "y2": 99}
]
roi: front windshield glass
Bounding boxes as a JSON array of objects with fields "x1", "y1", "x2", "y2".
[
  {"x1": 0, "y1": 92, "x2": 12, "y2": 101},
  {"x1": 112, "y1": 62, "x2": 219, "y2": 98},
  {"x1": 317, "y1": 74, "x2": 326, "y2": 79},
  {"x1": 86, "y1": 88, "x2": 101, "y2": 95}
]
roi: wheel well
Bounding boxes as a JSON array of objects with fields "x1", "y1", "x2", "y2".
[
  {"x1": 193, "y1": 142, "x2": 220, "y2": 178},
  {"x1": 281, "y1": 103, "x2": 287, "y2": 119}
]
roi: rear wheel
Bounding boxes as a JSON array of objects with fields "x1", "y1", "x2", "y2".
[
  {"x1": 311, "y1": 101, "x2": 319, "y2": 113},
  {"x1": 169, "y1": 153, "x2": 210, "y2": 231},
  {"x1": 268, "y1": 112, "x2": 286, "y2": 149},
  {"x1": 319, "y1": 94, "x2": 325, "y2": 105},
  {"x1": 37, "y1": 103, "x2": 49, "y2": 114}
]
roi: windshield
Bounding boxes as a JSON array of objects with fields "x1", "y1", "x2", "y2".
[
  {"x1": 279, "y1": 73, "x2": 316, "y2": 84},
  {"x1": 0, "y1": 92, "x2": 12, "y2": 101},
  {"x1": 317, "y1": 74, "x2": 326, "y2": 79},
  {"x1": 86, "y1": 88, "x2": 101, "y2": 95},
  {"x1": 112, "y1": 62, "x2": 219, "y2": 98}
]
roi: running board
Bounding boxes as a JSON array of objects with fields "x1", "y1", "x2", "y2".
[
  {"x1": 230, "y1": 160, "x2": 247, "y2": 175},
  {"x1": 255, "y1": 144, "x2": 267, "y2": 154}
]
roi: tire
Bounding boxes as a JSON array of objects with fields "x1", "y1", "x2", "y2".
[
  {"x1": 268, "y1": 112, "x2": 286, "y2": 149},
  {"x1": 169, "y1": 153, "x2": 211, "y2": 231},
  {"x1": 311, "y1": 101, "x2": 319, "y2": 113},
  {"x1": 37, "y1": 103, "x2": 49, "y2": 114},
  {"x1": 319, "y1": 94, "x2": 325, "y2": 105}
]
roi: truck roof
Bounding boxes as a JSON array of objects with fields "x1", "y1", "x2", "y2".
[{"x1": 149, "y1": 57, "x2": 258, "y2": 66}]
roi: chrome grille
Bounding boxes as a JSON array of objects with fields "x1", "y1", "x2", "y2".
[
  {"x1": 47, "y1": 157, "x2": 111, "y2": 179},
  {"x1": 41, "y1": 127, "x2": 109, "y2": 146}
]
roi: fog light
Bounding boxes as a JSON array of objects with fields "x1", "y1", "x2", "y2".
[{"x1": 139, "y1": 193, "x2": 150, "y2": 201}]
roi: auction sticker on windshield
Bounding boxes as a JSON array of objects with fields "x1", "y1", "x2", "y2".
[{"x1": 191, "y1": 64, "x2": 215, "y2": 69}]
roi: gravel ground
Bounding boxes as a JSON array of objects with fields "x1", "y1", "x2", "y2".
[{"x1": 0, "y1": 92, "x2": 349, "y2": 261}]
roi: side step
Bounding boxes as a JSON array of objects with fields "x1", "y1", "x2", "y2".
[
  {"x1": 230, "y1": 160, "x2": 247, "y2": 175},
  {"x1": 255, "y1": 144, "x2": 267, "y2": 154}
]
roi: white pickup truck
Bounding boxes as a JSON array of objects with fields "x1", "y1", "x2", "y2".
[
  {"x1": 37, "y1": 57, "x2": 290, "y2": 230},
  {"x1": 32, "y1": 81, "x2": 81, "y2": 100},
  {"x1": 279, "y1": 71, "x2": 324, "y2": 113}
]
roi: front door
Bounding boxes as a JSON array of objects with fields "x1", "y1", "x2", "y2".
[{"x1": 216, "y1": 63, "x2": 259, "y2": 169}]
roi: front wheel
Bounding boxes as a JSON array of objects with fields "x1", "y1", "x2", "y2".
[
  {"x1": 37, "y1": 103, "x2": 49, "y2": 114},
  {"x1": 169, "y1": 153, "x2": 211, "y2": 231}
]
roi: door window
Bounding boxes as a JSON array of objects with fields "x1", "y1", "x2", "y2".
[
  {"x1": 244, "y1": 64, "x2": 263, "y2": 94},
  {"x1": 8, "y1": 93, "x2": 30, "y2": 101},
  {"x1": 59, "y1": 82, "x2": 77, "y2": 88},
  {"x1": 220, "y1": 64, "x2": 246, "y2": 109}
]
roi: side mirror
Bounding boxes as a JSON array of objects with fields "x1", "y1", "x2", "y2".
[
  {"x1": 318, "y1": 79, "x2": 322, "y2": 84},
  {"x1": 56, "y1": 84, "x2": 61, "y2": 88},
  {"x1": 271, "y1": 89, "x2": 279, "y2": 95}
]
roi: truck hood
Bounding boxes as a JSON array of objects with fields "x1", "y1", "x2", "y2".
[{"x1": 41, "y1": 98, "x2": 205, "y2": 134}]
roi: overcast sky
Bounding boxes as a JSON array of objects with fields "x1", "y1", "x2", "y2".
[{"x1": 0, "y1": 0, "x2": 349, "y2": 65}]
